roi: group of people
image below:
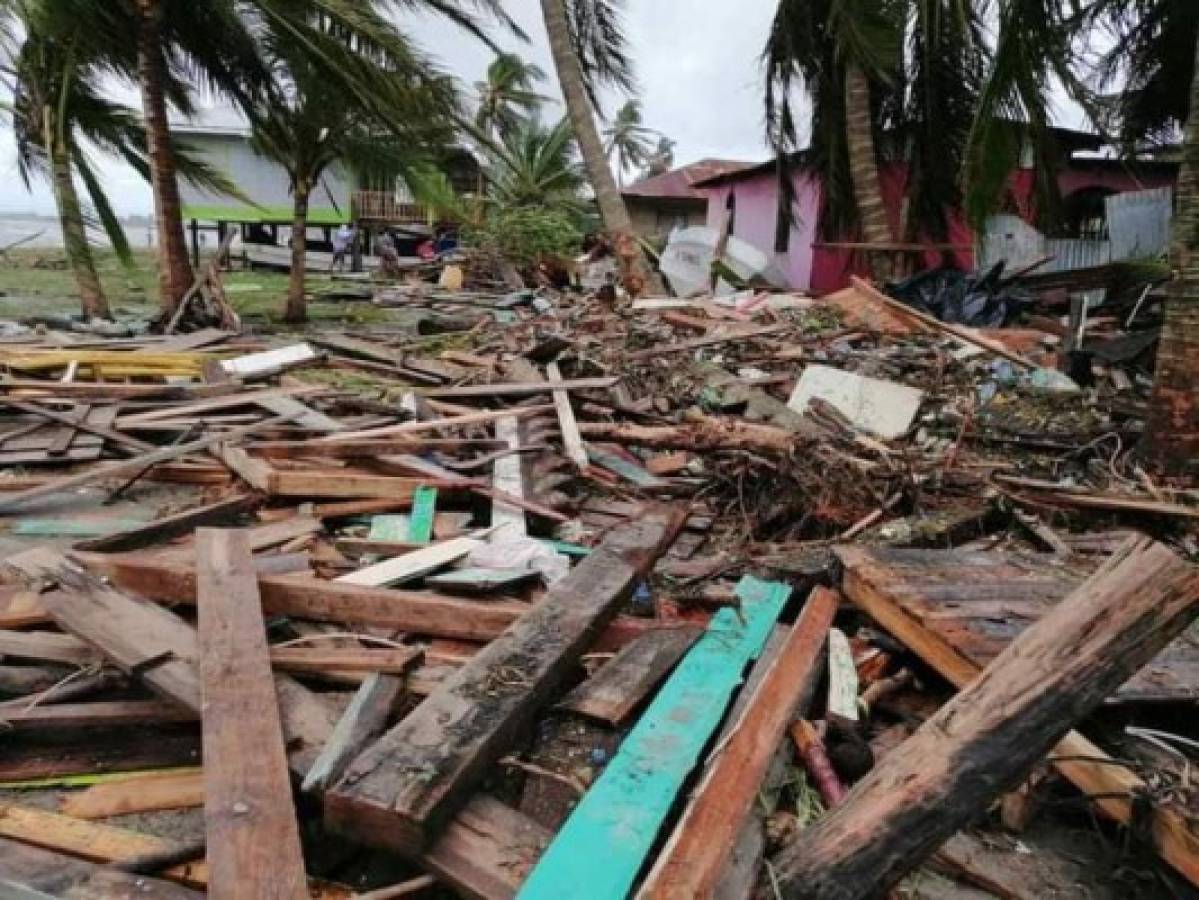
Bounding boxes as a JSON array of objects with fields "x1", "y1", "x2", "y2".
[{"x1": 327, "y1": 223, "x2": 458, "y2": 277}]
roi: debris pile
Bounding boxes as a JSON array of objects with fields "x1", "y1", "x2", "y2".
[{"x1": 0, "y1": 265, "x2": 1195, "y2": 899}]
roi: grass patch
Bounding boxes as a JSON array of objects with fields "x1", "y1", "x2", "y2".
[{"x1": 0, "y1": 247, "x2": 392, "y2": 327}]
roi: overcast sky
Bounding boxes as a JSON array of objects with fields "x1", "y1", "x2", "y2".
[{"x1": 0, "y1": 0, "x2": 1086, "y2": 217}]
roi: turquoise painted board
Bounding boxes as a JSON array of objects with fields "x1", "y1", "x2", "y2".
[
  {"x1": 517, "y1": 576, "x2": 791, "y2": 900},
  {"x1": 408, "y1": 486, "x2": 438, "y2": 545},
  {"x1": 368, "y1": 515, "x2": 410, "y2": 542}
]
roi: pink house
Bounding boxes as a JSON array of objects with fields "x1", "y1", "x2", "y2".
[{"x1": 692, "y1": 134, "x2": 1178, "y2": 295}]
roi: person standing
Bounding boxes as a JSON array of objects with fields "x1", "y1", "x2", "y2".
[{"x1": 330, "y1": 223, "x2": 355, "y2": 272}]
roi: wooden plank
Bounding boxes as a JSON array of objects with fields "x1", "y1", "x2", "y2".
[
  {"x1": 270, "y1": 470, "x2": 433, "y2": 500},
  {"x1": 0, "y1": 803, "x2": 206, "y2": 886},
  {"x1": 837, "y1": 543, "x2": 1199, "y2": 891},
  {"x1": 301, "y1": 673, "x2": 405, "y2": 796},
  {"x1": 256, "y1": 393, "x2": 345, "y2": 433},
  {"x1": 61, "y1": 770, "x2": 205, "y2": 819},
  {"x1": 269, "y1": 646, "x2": 423, "y2": 676},
  {"x1": 195, "y1": 528, "x2": 308, "y2": 899},
  {"x1": 556, "y1": 626, "x2": 701, "y2": 725},
  {"x1": 337, "y1": 536, "x2": 484, "y2": 587},
  {"x1": 517, "y1": 576, "x2": 791, "y2": 900},
  {"x1": 114, "y1": 386, "x2": 320, "y2": 428},
  {"x1": 418, "y1": 377, "x2": 618, "y2": 400},
  {"x1": 0, "y1": 835, "x2": 202, "y2": 898},
  {"x1": 41, "y1": 555, "x2": 334, "y2": 777},
  {"x1": 221, "y1": 343, "x2": 321, "y2": 380},
  {"x1": 546, "y1": 361, "x2": 588, "y2": 470},
  {"x1": 490, "y1": 416, "x2": 526, "y2": 539},
  {"x1": 43, "y1": 563, "x2": 202, "y2": 710},
  {"x1": 639, "y1": 587, "x2": 838, "y2": 898},
  {"x1": 0, "y1": 415, "x2": 294, "y2": 513},
  {"x1": 421, "y1": 796, "x2": 550, "y2": 900},
  {"x1": 586, "y1": 445, "x2": 668, "y2": 488},
  {"x1": 0, "y1": 629, "x2": 95, "y2": 666},
  {"x1": 326, "y1": 506, "x2": 687, "y2": 854},
  {"x1": 69, "y1": 552, "x2": 529, "y2": 643},
  {"x1": 771, "y1": 537, "x2": 1199, "y2": 898},
  {"x1": 0, "y1": 701, "x2": 194, "y2": 731}
]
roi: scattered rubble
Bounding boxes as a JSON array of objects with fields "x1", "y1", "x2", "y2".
[{"x1": 0, "y1": 256, "x2": 1194, "y2": 899}]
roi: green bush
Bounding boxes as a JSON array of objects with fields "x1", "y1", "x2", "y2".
[{"x1": 465, "y1": 206, "x2": 583, "y2": 269}]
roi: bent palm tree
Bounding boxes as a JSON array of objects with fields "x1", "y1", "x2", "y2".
[
  {"x1": 250, "y1": 11, "x2": 462, "y2": 323},
  {"x1": 539, "y1": 0, "x2": 661, "y2": 293},
  {"x1": 603, "y1": 99, "x2": 654, "y2": 187},
  {"x1": 29, "y1": 0, "x2": 519, "y2": 318}
]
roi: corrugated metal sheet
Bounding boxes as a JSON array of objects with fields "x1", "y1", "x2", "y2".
[
  {"x1": 1107, "y1": 187, "x2": 1172, "y2": 260},
  {"x1": 977, "y1": 214, "x2": 1111, "y2": 274},
  {"x1": 977, "y1": 188, "x2": 1173, "y2": 276}
]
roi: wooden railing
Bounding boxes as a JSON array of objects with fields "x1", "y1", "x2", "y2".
[{"x1": 352, "y1": 191, "x2": 430, "y2": 224}]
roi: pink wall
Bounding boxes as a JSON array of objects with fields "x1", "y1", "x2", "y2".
[
  {"x1": 702, "y1": 162, "x2": 1176, "y2": 295},
  {"x1": 704, "y1": 170, "x2": 821, "y2": 292}
]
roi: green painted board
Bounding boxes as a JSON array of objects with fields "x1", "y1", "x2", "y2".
[
  {"x1": 408, "y1": 486, "x2": 438, "y2": 545},
  {"x1": 11, "y1": 518, "x2": 149, "y2": 538},
  {"x1": 368, "y1": 515, "x2": 411, "y2": 543},
  {"x1": 517, "y1": 576, "x2": 791, "y2": 900}
]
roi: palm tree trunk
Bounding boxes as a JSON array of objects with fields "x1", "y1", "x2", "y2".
[
  {"x1": 285, "y1": 183, "x2": 310, "y2": 324},
  {"x1": 844, "y1": 65, "x2": 895, "y2": 281},
  {"x1": 135, "y1": 0, "x2": 194, "y2": 317},
  {"x1": 1143, "y1": 32, "x2": 1199, "y2": 482},
  {"x1": 47, "y1": 119, "x2": 109, "y2": 320},
  {"x1": 539, "y1": 0, "x2": 664, "y2": 295}
]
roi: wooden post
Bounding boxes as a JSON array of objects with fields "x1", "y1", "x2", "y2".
[
  {"x1": 196, "y1": 529, "x2": 308, "y2": 899},
  {"x1": 189, "y1": 218, "x2": 200, "y2": 269},
  {"x1": 769, "y1": 537, "x2": 1199, "y2": 899}
]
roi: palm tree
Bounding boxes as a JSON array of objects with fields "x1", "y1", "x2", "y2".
[
  {"x1": 475, "y1": 52, "x2": 548, "y2": 140},
  {"x1": 1141, "y1": 18, "x2": 1198, "y2": 477},
  {"x1": 538, "y1": 0, "x2": 662, "y2": 294},
  {"x1": 603, "y1": 99, "x2": 654, "y2": 188},
  {"x1": 26, "y1": 0, "x2": 519, "y2": 319},
  {"x1": 641, "y1": 135, "x2": 675, "y2": 179},
  {"x1": 250, "y1": 27, "x2": 460, "y2": 324},
  {"x1": 1, "y1": 9, "x2": 238, "y2": 320},
  {"x1": 765, "y1": 0, "x2": 1089, "y2": 281},
  {"x1": 486, "y1": 117, "x2": 586, "y2": 212}
]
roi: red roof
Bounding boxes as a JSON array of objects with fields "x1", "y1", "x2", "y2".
[{"x1": 622, "y1": 159, "x2": 756, "y2": 200}]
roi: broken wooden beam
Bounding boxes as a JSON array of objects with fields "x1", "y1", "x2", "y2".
[
  {"x1": 325, "y1": 505, "x2": 687, "y2": 855},
  {"x1": 771, "y1": 537, "x2": 1199, "y2": 898},
  {"x1": 519, "y1": 577, "x2": 792, "y2": 899},
  {"x1": 195, "y1": 528, "x2": 308, "y2": 899},
  {"x1": 640, "y1": 587, "x2": 838, "y2": 898},
  {"x1": 302, "y1": 673, "x2": 405, "y2": 796},
  {"x1": 556, "y1": 626, "x2": 701, "y2": 726}
]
